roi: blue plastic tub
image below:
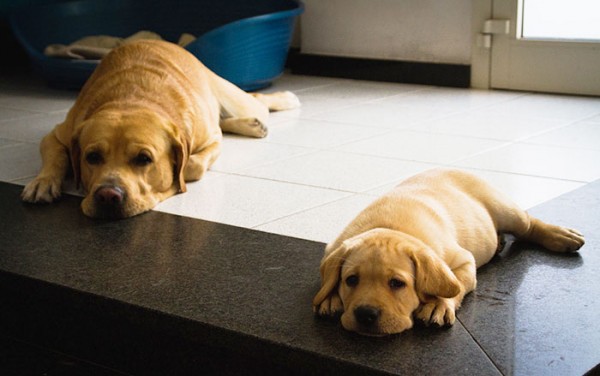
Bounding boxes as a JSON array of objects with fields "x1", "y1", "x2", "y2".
[{"x1": 9, "y1": 0, "x2": 303, "y2": 90}]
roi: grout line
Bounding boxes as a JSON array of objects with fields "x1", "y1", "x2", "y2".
[
  {"x1": 0, "y1": 139, "x2": 38, "y2": 150},
  {"x1": 216, "y1": 170, "x2": 362, "y2": 195},
  {"x1": 448, "y1": 165, "x2": 590, "y2": 184},
  {"x1": 250, "y1": 192, "x2": 359, "y2": 230},
  {"x1": 210, "y1": 146, "x2": 318, "y2": 175},
  {"x1": 457, "y1": 316, "x2": 507, "y2": 376}
]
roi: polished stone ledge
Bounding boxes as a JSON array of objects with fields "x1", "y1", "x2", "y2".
[{"x1": 0, "y1": 181, "x2": 598, "y2": 375}]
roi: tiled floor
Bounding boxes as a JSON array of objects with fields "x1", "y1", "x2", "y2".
[{"x1": 1, "y1": 73, "x2": 599, "y2": 244}]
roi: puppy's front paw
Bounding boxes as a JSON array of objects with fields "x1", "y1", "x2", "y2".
[
  {"x1": 314, "y1": 293, "x2": 343, "y2": 317},
  {"x1": 416, "y1": 298, "x2": 457, "y2": 327},
  {"x1": 21, "y1": 176, "x2": 62, "y2": 203}
]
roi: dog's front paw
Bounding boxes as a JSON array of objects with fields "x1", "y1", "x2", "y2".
[
  {"x1": 21, "y1": 176, "x2": 62, "y2": 203},
  {"x1": 314, "y1": 293, "x2": 343, "y2": 317},
  {"x1": 416, "y1": 298, "x2": 457, "y2": 327}
]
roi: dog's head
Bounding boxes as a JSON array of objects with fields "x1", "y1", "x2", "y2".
[
  {"x1": 71, "y1": 108, "x2": 189, "y2": 219},
  {"x1": 313, "y1": 228, "x2": 461, "y2": 336}
]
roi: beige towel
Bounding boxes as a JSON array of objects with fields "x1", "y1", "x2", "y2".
[{"x1": 44, "y1": 31, "x2": 195, "y2": 60}]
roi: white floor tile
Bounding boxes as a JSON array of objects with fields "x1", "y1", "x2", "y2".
[
  {"x1": 2, "y1": 72, "x2": 599, "y2": 243},
  {"x1": 0, "y1": 142, "x2": 41, "y2": 181},
  {"x1": 460, "y1": 169, "x2": 585, "y2": 209},
  {"x1": 277, "y1": 80, "x2": 425, "y2": 119},
  {"x1": 0, "y1": 112, "x2": 65, "y2": 142},
  {"x1": 0, "y1": 138, "x2": 17, "y2": 148},
  {"x1": 0, "y1": 107, "x2": 40, "y2": 122},
  {"x1": 334, "y1": 130, "x2": 506, "y2": 164},
  {"x1": 154, "y1": 172, "x2": 349, "y2": 228},
  {"x1": 210, "y1": 136, "x2": 311, "y2": 173},
  {"x1": 411, "y1": 109, "x2": 569, "y2": 141},
  {"x1": 454, "y1": 143, "x2": 600, "y2": 182},
  {"x1": 309, "y1": 102, "x2": 448, "y2": 129},
  {"x1": 377, "y1": 87, "x2": 524, "y2": 112},
  {"x1": 262, "y1": 118, "x2": 389, "y2": 149},
  {"x1": 258, "y1": 74, "x2": 342, "y2": 94},
  {"x1": 521, "y1": 121, "x2": 600, "y2": 151},
  {"x1": 0, "y1": 90, "x2": 76, "y2": 113},
  {"x1": 255, "y1": 194, "x2": 376, "y2": 243},
  {"x1": 481, "y1": 93, "x2": 600, "y2": 121},
  {"x1": 297, "y1": 79, "x2": 424, "y2": 102},
  {"x1": 275, "y1": 93, "x2": 360, "y2": 119},
  {"x1": 240, "y1": 150, "x2": 435, "y2": 192}
]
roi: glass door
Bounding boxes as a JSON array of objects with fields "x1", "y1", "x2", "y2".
[
  {"x1": 521, "y1": 0, "x2": 600, "y2": 41},
  {"x1": 479, "y1": 0, "x2": 600, "y2": 95}
]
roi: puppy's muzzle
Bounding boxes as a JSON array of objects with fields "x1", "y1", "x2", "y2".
[
  {"x1": 354, "y1": 305, "x2": 381, "y2": 328},
  {"x1": 94, "y1": 185, "x2": 127, "y2": 219}
]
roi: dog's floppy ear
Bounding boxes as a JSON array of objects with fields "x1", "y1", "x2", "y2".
[
  {"x1": 312, "y1": 241, "x2": 355, "y2": 312},
  {"x1": 409, "y1": 247, "x2": 461, "y2": 299},
  {"x1": 166, "y1": 122, "x2": 189, "y2": 193}
]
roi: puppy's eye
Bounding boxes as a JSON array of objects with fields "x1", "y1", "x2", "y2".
[
  {"x1": 346, "y1": 275, "x2": 359, "y2": 287},
  {"x1": 85, "y1": 151, "x2": 103, "y2": 165},
  {"x1": 389, "y1": 278, "x2": 406, "y2": 290},
  {"x1": 132, "y1": 153, "x2": 153, "y2": 167}
]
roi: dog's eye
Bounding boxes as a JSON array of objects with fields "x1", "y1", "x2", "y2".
[
  {"x1": 389, "y1": 278, "x2": 406, "y2": 290},
  {"x1": 132, "y1": 153, "x2": 153, "y2": 167},
  {"x1": 345, "y1": 275, "x2": 359, "y2": 287},
  {"x1": 85, "y1": 151, "x2": 103, "y2": 165}
]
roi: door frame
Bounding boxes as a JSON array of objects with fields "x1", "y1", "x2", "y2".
[
  {"x1": 471, "y1": 0, "x2": 600, "y2": 95},
  {"x1": 471, "y1": 0, "x2": 493, "y2": 89}
]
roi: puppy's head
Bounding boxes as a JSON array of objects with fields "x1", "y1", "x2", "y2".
[
  {"x1": 313, "y1": 228, "x2": 461, "y2": 336},
  {"x1": 71, "y1": 109, "x2": 188, "y2": 219}
]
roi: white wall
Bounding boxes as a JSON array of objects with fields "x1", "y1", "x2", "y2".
[{"x1": 300, "y1": 0, "x2": 472, "y2": 65}]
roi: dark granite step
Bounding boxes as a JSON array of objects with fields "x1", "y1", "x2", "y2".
[{"x1": 1, "y1": 181, "x2": 598, "y2": 375}]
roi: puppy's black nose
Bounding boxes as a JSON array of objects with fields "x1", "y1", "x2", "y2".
[
  {"x1": 94, "y1": 185, "x2": 125, "y2": 207},
  {"x1": 354, "y1": 306, "x2": 381, "y2": 327}
]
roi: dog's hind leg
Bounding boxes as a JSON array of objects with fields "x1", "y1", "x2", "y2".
[
  {"x1": 219, "y1": 91, "x2": 300, "y2": 137},
  {"x1": 209, "y1": 73, "x2": 299, "y2": 138},
  {"x1": 250, "y1": 91, "x2": 301, "y2": 112},
  {"x1": 493, "y1": 198, "x2": 584, "y2": 253},
  {"x1": 459, "y1": 170, "x2": 585, "y2": 253},
  {"x1": 514, "y1": 214, "x2": 584, "y2": 253}
]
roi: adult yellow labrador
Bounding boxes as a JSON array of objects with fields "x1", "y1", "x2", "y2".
[
  {"x1": 313, "y1": 168, "x2": 584, "y2": 336},
  {"x1": 21, "y1": 40, "x2": 299, "y2": 218}
]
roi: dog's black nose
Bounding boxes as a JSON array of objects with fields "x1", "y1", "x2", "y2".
[
  {"x1": 94, "y1": 185, "x2": 125, "y2": 207},
  {"x1": 354, "y1": 306, "x2": 381, "y2": 327}
]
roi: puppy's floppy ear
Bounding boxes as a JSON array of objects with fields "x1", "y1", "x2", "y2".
[
  {"x1": 166, "y1": 122, "x2": 189, "y2": 193},
  {"x1": 409, "y1": 247, "x2": 461, "y2": 299},
  {"x1": 312, "y1": 241, "x2": 355, "y2": 311}
]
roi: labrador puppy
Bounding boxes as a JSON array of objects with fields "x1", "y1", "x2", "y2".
[
  {"x1": 313, "y1": 168, "x2": 584, "y2": 336},
  {"x1": 21, "y1": 40, "x2": 299, "y2": 218}
]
